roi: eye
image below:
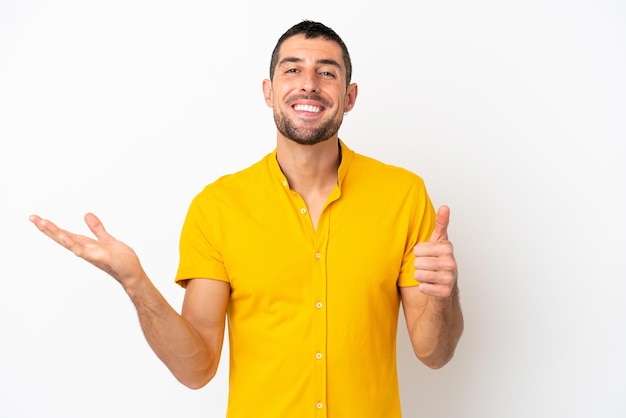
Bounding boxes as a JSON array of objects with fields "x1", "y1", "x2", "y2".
[
  {"x1": 320, "y1": 71, "x2": 336, "y2": 78},
  {"x1": 285, "y1": 68, "x2": 299, "y2": 74}
]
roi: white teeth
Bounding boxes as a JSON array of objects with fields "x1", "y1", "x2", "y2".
[{"x1": 294, "y1": 104, "x2": 321, "y2": 113}]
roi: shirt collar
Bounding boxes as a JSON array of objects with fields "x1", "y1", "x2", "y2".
[{"x1": 268, "y1": 139, "x2": 355, "y2": 191}]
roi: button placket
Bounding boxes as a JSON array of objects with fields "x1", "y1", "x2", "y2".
[{"x1": 313, "y1": 208, "x2": 329, "y2": 416}]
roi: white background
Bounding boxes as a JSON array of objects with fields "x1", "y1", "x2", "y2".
[{"x1": 1, "y1": 1, "x2": 625, "y2": 417}]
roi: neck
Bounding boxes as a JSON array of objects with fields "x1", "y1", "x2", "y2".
[{"x1": 276, "y1": 136, "x2": 341, "y2": 196}]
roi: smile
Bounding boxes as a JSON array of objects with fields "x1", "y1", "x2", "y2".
[{"x1": 293, "y1": 104, "x2": 322, "y2": 113}]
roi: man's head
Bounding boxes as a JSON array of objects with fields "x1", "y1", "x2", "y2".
[
  {"x1": 263, "y1": 21, "x2": 358, "y2": 146},
  {"x1": 269, "y1": 20, "x2": 352, "y2": 88}
]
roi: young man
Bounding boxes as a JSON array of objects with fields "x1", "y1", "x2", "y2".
[{"x1": 30, "y1": 20, "x2": 463, "y2": 418}]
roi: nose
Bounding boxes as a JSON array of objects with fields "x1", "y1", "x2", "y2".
[{"x1": 300, "y1": 70, "x2": 320, "y2": 93}]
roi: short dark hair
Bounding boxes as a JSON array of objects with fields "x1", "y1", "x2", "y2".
[{"x1": 269, "y1": 20, "x2": 353, "y2": 87}]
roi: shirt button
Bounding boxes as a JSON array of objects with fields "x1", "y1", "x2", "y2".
[
  {"x1": 315, "y1": 352, "x2": 323, "y2": 359},
  {"x1": 315, "y1": 252, "x2": 321, "y2": 259},
  {"x1": 316, "y1": 302, "x2": 322, "y2": 309},
  {"x1": 316, "y1": 402, "x2": 323, "y2": 409},
  {"x1": 300, "y1": 208, "x2": 307, "y2": 214},
  {"x1": 282, "y1": 180, "x2": 288, "y2": 187}
]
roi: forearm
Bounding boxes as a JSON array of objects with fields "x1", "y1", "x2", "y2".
[
  {"x1": 408, "y1": 286, "x2": 464, "y2": 369},
  {"x1": 122, "y1": 274, "x2": 221, "y2": 389},
  {"x1": 28, "y1": 214, "x2": 222, "y2": 387}
]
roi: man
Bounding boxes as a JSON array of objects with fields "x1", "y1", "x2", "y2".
[{"x1": 30, "y1": 20, "x2": 463, "y2": 418}]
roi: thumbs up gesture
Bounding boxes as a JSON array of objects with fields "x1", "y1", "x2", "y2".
[{"x1": 413, "y1": 205, "x2": 458, "y2": 299}]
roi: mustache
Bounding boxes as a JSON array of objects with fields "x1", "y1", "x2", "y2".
[{"x1": 286, "y1": 94, "x2": 332, "y2": 108}]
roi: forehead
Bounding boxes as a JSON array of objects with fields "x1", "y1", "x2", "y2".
[{"x1": 278, "y1": 34, "x2": 344, "y2": 66}]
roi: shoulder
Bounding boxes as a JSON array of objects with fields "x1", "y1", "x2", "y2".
[
  {"x1": 345, "y1": 147, "x2": 427, "y2": 191},
  {"x1": 195, "y1": 152, "x2": 275, "y2": 200}
]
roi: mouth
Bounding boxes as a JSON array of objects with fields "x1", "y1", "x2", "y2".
[
  {"x1": 293, "y1": 104, "x2": 322, "y2": 113},
  {"x1": 288, "y1": 94, "x2": 331, "y2": 116}
]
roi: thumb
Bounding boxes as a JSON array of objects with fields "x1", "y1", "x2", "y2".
[
  {"x1": 429, "y1": 205, "x2": 450, "y2": 242},
  {"x1": 84, "y1": 212, "x2": 110, "y2": 241}
]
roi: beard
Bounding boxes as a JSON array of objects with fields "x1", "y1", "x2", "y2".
[{"x1": 273, "y1": 106, "x2": 343, "y2": 146}]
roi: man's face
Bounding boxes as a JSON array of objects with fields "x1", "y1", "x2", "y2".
[{"x1": 263, "y1": 35, "x2": 357, "y2": 146}]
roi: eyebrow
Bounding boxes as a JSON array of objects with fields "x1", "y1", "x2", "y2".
[{"x1": 278, "y1": 56, "x2": 342, "y2": 70}]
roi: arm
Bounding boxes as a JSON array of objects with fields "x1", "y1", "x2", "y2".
[
  {"x1": 400, "y1": 205, "x2": 464, "y2": 369},
  {"x1": 29, "y1": 213, "x2": 228, "y2": 389}
]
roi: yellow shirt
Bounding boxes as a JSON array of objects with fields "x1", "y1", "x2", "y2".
[{"x1": 175, "y1": 141, "x2": 435, "y2": 418}]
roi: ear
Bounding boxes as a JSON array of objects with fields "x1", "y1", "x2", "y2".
[
  {"x1": 262, "y1": 79, "x2": 273, "y2": 108},
  {"x1": 343, "y1": 82, "x2": 358, "y2": 113}
]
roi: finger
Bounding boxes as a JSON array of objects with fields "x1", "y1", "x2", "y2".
[
  {"x1": 429, "y1": 205, "x2": 450, "y2": 243},
  {"x1": 414, "y1": 241, "x2": 453, "y2": 258},
  {"x1": 30, "y1": 214, "x2": 61, "y2": 238},
  {"x1": 414, "y1": 268, "x2": 440, "y2": 283},
  {"x1": 417, "y1": 281, "x2": 455, "y2": 299},
  {"x1": 29, "y1": 214, "x2": 77, "y2": 249},
  {"x1": 84, "y1": 212, "x2": 110, "y2": 241},
  {"x1": 414, "y1": 268, "x2": 458, "y2": 298},
  {"x1": 414, "y1": 255, "x2": 440, "y2": 271}
]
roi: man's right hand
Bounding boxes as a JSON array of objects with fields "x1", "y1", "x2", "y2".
[{"x1": 29, "y1": 212, "x2": 145, "y2": 287}]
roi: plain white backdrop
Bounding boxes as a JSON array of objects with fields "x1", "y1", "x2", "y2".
[{"x1": 1, "y1": 1, "x2": 625, "y2": 417}]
